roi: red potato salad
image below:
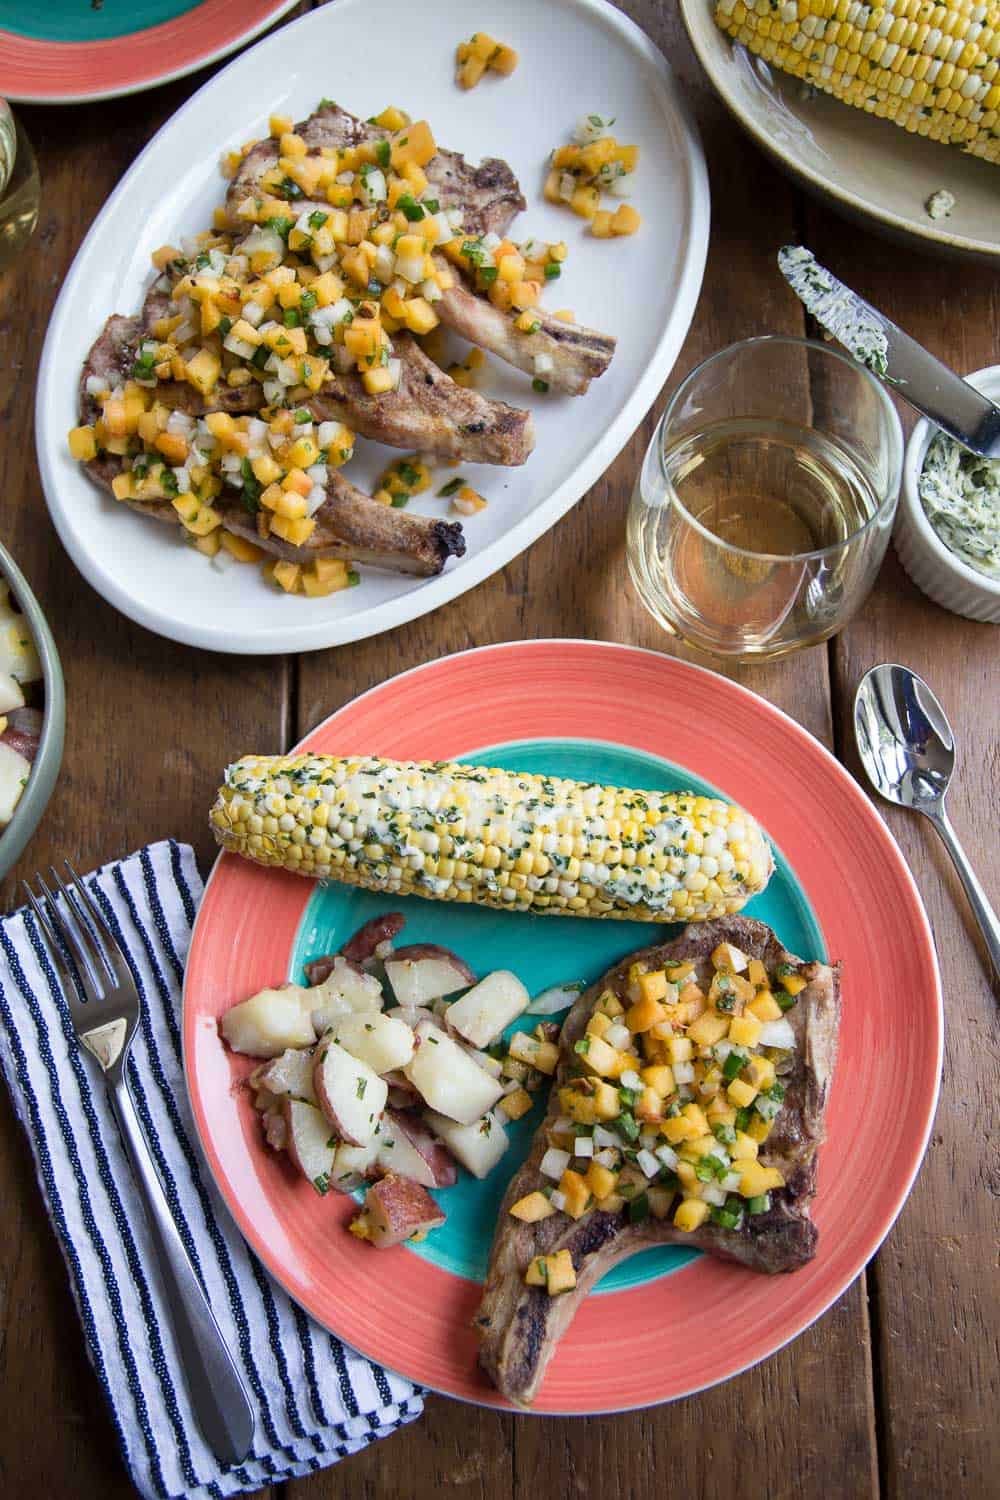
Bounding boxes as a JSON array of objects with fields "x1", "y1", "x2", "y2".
[{"x1": 219, "y1": 913, "x2": 574, "y2": 1248}]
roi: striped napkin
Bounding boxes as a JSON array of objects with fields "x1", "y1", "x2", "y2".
[{"x1": 0, "y1": 840, "x2": 422, "y2": 1500}]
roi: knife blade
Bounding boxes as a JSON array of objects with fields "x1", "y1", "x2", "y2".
[{"x1": 778, "y1": 247, "x2": 1000, "y2": 459}]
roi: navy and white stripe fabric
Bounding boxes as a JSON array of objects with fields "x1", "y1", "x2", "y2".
[{"x1": 0, "y1": 840, "x2": 422, "y2": 1500}]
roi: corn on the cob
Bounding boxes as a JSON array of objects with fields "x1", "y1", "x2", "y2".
[
  {"x1": 210, "y1": 754, "x2": 774, "y2": 922},
  {"x1": 715, "y1": 0, "x2": 1000, "y2": 166}
]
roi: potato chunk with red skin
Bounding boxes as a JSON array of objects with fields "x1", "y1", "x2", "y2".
[{"x1": 353, "y1": 1172, "x2": 446, "y2": 1248}]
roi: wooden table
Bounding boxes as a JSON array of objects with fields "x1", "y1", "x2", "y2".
[{"x1": 1, "y1": 4, "x2": 997, "y2": 1496}]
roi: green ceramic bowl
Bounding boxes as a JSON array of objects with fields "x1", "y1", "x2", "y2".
[{"x1": 0, "y1": 541, "x2": 64, "y2": 880}]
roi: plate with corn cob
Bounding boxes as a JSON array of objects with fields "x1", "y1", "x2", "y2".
[
  {"x1": 184, "y1": 640, "x2": 942, "y2": 1412},
  {"x1": 36, "y1": 0, "x2": 709, "y2": 653},
  {"x1": 681, "y1": 0, "x2": 1000, "y2": 262}
]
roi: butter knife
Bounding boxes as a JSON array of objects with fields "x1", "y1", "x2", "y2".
[{"x1": 778, "y1": 246, "x2": 1000, "y2": 459}]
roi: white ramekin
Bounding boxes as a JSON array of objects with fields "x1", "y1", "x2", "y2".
[{"x1": 894, "y1": 364, "x2": 1000, "y2": 624}]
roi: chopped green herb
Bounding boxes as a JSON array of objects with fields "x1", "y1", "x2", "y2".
[
  {"x1": 396, "y1": 460, "x2": 421, "y2": 486},
  {"x1": 313, "y1": 1173, "x2": 330, "y2": 1195},
  {"x1": 218, "y1": 315, "x2": 234, "y2": 337},
  {"x1": 422, "y1": 197, "x2": 439, "y2": 214},
  {"x1": 356, "y1": 1078, "x2": 367, "y2": 1099},
  {"x1": 398, "y1": 193, "x2": 425, "y2": 222},
  {"x1": 544, "y1": 262, "x2": 561, "y2": 280},
  {"x1": 240, "y1": 458, "x2": 262, "y2": 512},
  {"x1": 251, "y1": 344, "x2": 270, "y2": 370},
  {"x1": 438, "y1": 476, "x2": 465, "y2": 498},
  {"x1": 375, "y1": 139, "x2": 391, "y2": 169},
  {"x1": 628, "y1": 1192, "x2": 650, "y2": 1224},
  {"x1": 308, "y1": 210, "x2": 328, "y2": 229},
  {"x1": 279, "y1": 175, "x2": 305, "y2": 200},
  {"x1": 266, "y1": 215, "x2": 294, "y2": 239},
  {"x1": 532, "y1": 377, "x2": 550, "y2": 393},
  {"x1": 294, "y1": 407, "x2": 311, "y2": 423},
  {"x1": 283, "y1": 309, "x2": 301, "y2": 328},
  {"x1": 299, "y1": 290, "x2": 317, "y2": 313},
  {"x1": 746, "y1": 1193, "x2": 772, "y2": 1215},
  {"x1": 616, "y1": 1111, "x2": 640, "y2": 1142},
  {"x1": 722, "y1": 1049, "x2": 748, "y2": 1083},
  {"x1": 391, "y1": 494, "x2": 409, "y2": 508},
  {"x1": 573, "y1": 1037, "x2": 591, "y2": 1056}
]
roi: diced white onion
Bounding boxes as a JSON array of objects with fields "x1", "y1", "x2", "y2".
[
  {"x1": 336, "y1": 170, "x2": 354, "y2": 185},
  {"x1": 636, "y1": 1148, "x2": 660, "y2": 1179},
  {"x1": 551, "y1": 1116, "x2": 573, "y2": 1136},
  {"x1": 165, "y1": 409, "x2": 195, "y2": 437},
  {"x1": 758, "y1": 1018, "x2": 796, "y2": 1049},
  {"x1": 573, "y1": 1136, "x2": 594, "y2": 1158},
  {"x1": 549, "y1": 1190, "x2": 567, "y2": 1212},
  {"x1": 305, "y1": 483, "x2": 326, "y2": 517},
  {"x1": 172, "y1": 319, "x2": 196, "y2": 344},
  {"x1": 446, "y1": 207, "x2": 464, "y2": 228},
  {"x1": 572, "y1": 114, "x2": 611, "y2": 144},
  {"x1": 85, "y1": 374, "x2": 108, "y2": 397},
  {"x1": 608, "y1": 173, "x2": 635, "y2": 199},
  {"x1": 171, "y1": 466, "x2": 191, "y2": 492},
  {"x1": 212, "y1": 548, "x2": 236, "y2": 573},
  {"x1": 673, "y1": 1060, "x2": 695, "y2": 1084},
  {"x1": 223, "y1": 333, "x2": 257, "y2": 359},
  {"x1": 317, "y1": 420, "x2": 340, "y2": 448},
  {"x1": 721, "y1": 1171, "x2": 742, "y2": 1192},
  {"x1": 361, "y1": 167, "x2": 387, "y2": 204},
  {"x1": 396, "y1": 254, "x2": 425, "y2": 284},
  {"x1": 701, "y1": 1184, "x2": 727, "y2": 1207},
  {"x1": 714, "y1": 1040, "x2": 734, "y2": 1062},
  {"x1": 604, "y1": 1022, "x2": 630, "y2": 1050},
  {"x1": 594, "y1": 1148, "x2": 618, "y2": 1168},
  {"x1": 262, "y1": 379, "x2": 285, "y2": 405},
  {"x1": 620, "y1": 1068, "x2": 642, "y2": 1091},
  {"x1": 247, "y1": 417, "x2": 268, "y2": 445},
  {"x1": 526, "y1": 982, "x2": 583, "y2": 1016},
  {"x1": 558, "y1": 172, "x2": 576, "y2": 202},
  {"x1": 655, "y1": 1143, "x2": 679, "y2": 1171},
  {"x1": 240, "y1": 226, "x2": 285, "y2": 265},
  {"x1": 592, "y1": 1124, "x2": 619, "y2": 1150},
  {"x1": 387, "y1": 358, "x2": 402, "y2": 390},
  {"x1": 419, "y1": 277, "x2": 443, "y2": 303},
  {"x1": 638, "y1": 1129, "x2": 659, "y2": 1150},
  {"x1": 219, "y1": 452, "x2": 243, "y2": 474},
  {"x1": 373, "y1": 245, "x2": 396, "y2": 283},
  {"x1": 312, "y1": 252, "x2": 338, "y2": 273},
  {"x1": 306, "y1": 462, "x2": 327, "y2": 485},
  {"x1": 540, "y1": 1147, "x2": 570, "y2": 1180},
  {"x1": 483, "y1": 231, "x2": 502, "y2": 250},
  {"x1": 429, "y1": 212, "x2": 454, "y2": 245}
]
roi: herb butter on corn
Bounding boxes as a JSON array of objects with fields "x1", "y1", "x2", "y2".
[{"x1": 210, "y1": 754, "x2": 774, "y2": 921}]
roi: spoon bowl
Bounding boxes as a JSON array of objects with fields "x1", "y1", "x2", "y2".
[
  {"x1": 854, "y1": 663, "x2": 955, "y2": 811},
  {"x1": 854, "y1": 663, "x2": 1000, "y2": 976}
]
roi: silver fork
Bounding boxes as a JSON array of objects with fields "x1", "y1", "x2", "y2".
[{"x1": 24, "y1": 863, "x2": 255, "y2": 1467}]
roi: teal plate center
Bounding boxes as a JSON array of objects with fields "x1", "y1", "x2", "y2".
[
  {"x1": 3, "y1": 0, "x2": 204, "y2": 44},
  {"x1": 290, "y1": 737, "x2": 825, "y2": 1292}
]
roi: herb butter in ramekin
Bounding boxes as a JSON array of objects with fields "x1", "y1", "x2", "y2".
[{"x1": 896, "y1": 365, "x2": 1000, "y2": 624}]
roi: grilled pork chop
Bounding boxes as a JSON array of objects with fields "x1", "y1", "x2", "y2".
[
  {"x1": 144, "y1": 270, "x2": 534, "y2": 465},
  {"x1": 227, "y1": 100, "x2": 525, "y2": 242},
  {"x1": 437, "y1": 277, "x2": 615, "y2": 397},
  {"x1": 79, "y1": 315, "x2": 464, "y2": 577},
  {"x1": 475, "y1": 916, "x2": 840, "y2": 1406},
  {"x1": 228, "y1": 102, "x2": 616, "y2": 394}
]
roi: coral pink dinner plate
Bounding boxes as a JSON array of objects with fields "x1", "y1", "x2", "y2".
[
  {"x1": 184, "y1": 640, "x2": 942, "y2": 1413},
  {"x1": 1, "y1": 0, "x2": 300, "y2": 105}
]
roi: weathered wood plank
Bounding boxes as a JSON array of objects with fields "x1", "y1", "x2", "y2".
[
  {"x1": 811, "y1": 201, "x2": 1000, "y2": 1500},
  {"x1": 0, "y1": 86, "x2": 290, "y2": 1497}
]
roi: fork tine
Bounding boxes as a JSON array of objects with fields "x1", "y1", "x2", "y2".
[
  {"x1": 63, "y1": 861, "x2": 135, "y2": 989},
  {"x1": 48, "y1": 865, "x2": 116, "y2": 989},
  {"x1": 21, "y1": 882, "x2": 91, "y2": 1022},
  {"x1": 35, "y1": 873, "x2": 104, "y2": 1004}
]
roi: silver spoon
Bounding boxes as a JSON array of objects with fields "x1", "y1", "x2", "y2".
[{"x1": 854, "y1": 663, "x2": 1000, "y2": 977}]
